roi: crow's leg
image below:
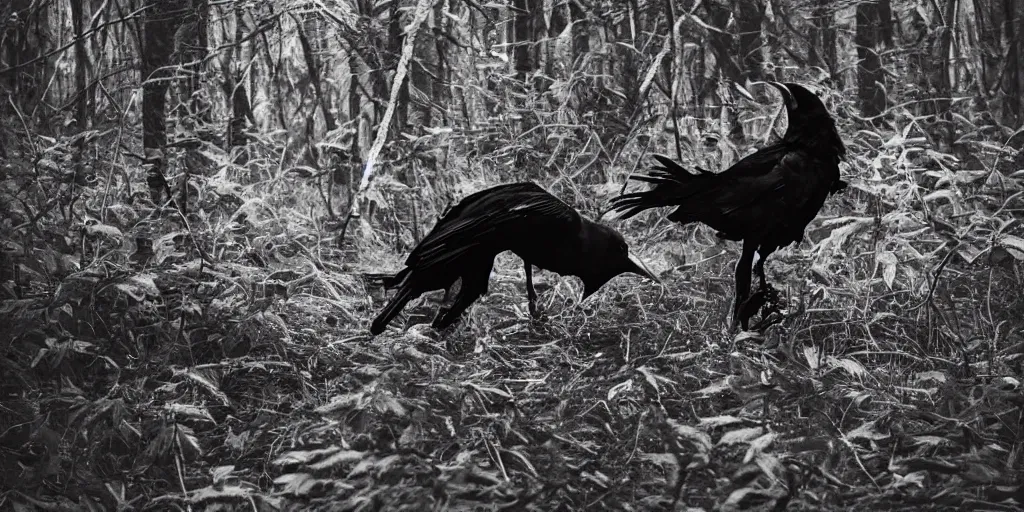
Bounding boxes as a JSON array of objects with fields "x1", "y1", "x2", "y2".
[
  {"x1": 751, "y1": 249, "x2": 785, "y2": 328},
  {"x1": 753, "y1": 248, "x2": 783, "y2": 302},
  {"x1": 431, "y1": 280, "x2": 457, "y2": 326},
  {"x1": 525, "y1": 261, "x2": 539, "y2": 319},
  {"x1": 433, "y1": 282, "x2": 484, "y2": 330},
  {"x1": 432, "y1": 260, "x2": 494, "y2": 331},
  {"x1": 732, "y1": 239, "x2": 757, "y2": 331},
  {"x1": 753, "y1": 251, "x2": 768, "y2": 292}
]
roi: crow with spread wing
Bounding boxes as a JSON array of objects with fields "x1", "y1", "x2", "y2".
[
  {"x1": 608, "y1": 82, "x2": 847, "y2": 330},
  {"x1": 371, "y1": 182, "x2": 660, "y2": 335}
]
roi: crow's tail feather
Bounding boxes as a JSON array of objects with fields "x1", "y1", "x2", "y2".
[
  {"x1": 608, "y1": 155, "x2": 714, "y2": 220},
  {"x1": 381, "y1": 268, "x2": 412, "y2": 289},
  {"x1": 370, "y1": 283, "x2": 416, "y2": 335}
]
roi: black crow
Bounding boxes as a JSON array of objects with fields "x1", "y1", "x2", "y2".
[
  {"x1": 608, "y1": 82, "x2": 847, "y2": 330},
  {"x1": 370, "y1": 182, "x2": 660, "y2": 335}
]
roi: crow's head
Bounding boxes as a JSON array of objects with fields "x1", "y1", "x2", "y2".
[
  {"x1": 579, "y1": 222, "x2": 660, "y2": 300},
  {"x1": 768, "y1": 82, "x2": 846, "y2": 159}
]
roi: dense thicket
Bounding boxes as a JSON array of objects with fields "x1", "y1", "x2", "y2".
[{"x1": 1, "y1": 1, "x2": 1021, "y2": 510}]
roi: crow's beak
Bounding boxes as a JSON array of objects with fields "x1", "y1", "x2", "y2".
[
  {"x1": 767, "y1": 82, "x2": 797, "y2": 111},
  {"x1": 625, "y1": 252, "x2": 661, "y2": 284},
  {"x1": 581, "y1": 253, "x2": 661, "y2": 301}
]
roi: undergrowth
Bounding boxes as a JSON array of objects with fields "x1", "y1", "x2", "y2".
[{"x1": 1, "y1": 80, "x2": 1022, "y2": 511}]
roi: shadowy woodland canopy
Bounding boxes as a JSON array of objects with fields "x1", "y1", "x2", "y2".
[{"x1": 1, "y1": 0, "x2": 1023, "y2": 510}]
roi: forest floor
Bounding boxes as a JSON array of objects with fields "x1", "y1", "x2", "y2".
[
  {"x1": 3, "y1": 119, "x2": 1024, "y2": 511},
  {"x1": 185, "y1": 223, "x2": 1024, "y2": 511}
]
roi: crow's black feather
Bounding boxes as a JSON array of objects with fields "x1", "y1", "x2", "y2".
[
  {"x1": 371, "y1": 182, "x2": 658, "y2": 335},
  {"x1": 609, "y1": 82, "x2": 846, "y2": 330}
]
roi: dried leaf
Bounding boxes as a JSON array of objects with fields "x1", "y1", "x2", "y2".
[
  {"x1": 999, "y1": 235, "x2": 1024, "y2": 260},
  {"x1": 697, "y1": 415, "x2": 745, "y2": 429},
  {"x1": 718, "y1": 426, "x2": 764, "y2": 446}
]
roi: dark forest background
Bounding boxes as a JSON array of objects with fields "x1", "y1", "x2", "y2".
[{"x1": 1, "y1": 0, "x2": 1023, "y2": 510}]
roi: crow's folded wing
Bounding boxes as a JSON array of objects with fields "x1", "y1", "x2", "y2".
[
  {"x1": 709, "y1": 149, "x2": 836, "y2": 242},
  {"x1": 405, "y1": 182, "x2": 581, "y2": 269}
]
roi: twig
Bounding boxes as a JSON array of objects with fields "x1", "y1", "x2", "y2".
[
  {"x1": 828, "y1": 419, "x2": 882, "y2": 491},
  {"x1": 337, "y1": 0, "x2": 436, "y2": 246},
  {"x1": 622, "y1": 409, "x2": 647, "y2": 466},
  {"x1": 909, "y1": 241, "x2": 958, "y2": 311}
]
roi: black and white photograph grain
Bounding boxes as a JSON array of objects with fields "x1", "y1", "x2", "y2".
[{"x1": 2, "y1": 0, "x2": 1023, "y2": 510}]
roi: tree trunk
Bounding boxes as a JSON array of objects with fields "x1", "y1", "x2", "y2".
[
  {"x1": 224, "y1": 5, "x2": 253, "y2": 155},
  {"x1": 809, "y1": 0, "x2": 839, "y2": 82},
  {"x1": 390, "y1": 1, "x2": 409, "y2": 135},
  {"x1": 67, "y1": 0, "x2": 93, "y2": 212},
  {"x1": 736, "y1": 0, "x2": 765, "y2": 82},
  {"x1": 296, "y1": 15, "x2": 337, "y2": 133},
  {"x1": 432, "y1": 0, "x2": 450, "y2": 124},
  {"x1": 69, "y1": 0, "x2": 91, "y2": 128},
  {"x1": 513, "y1": 0, "x2": 538, "y2": 80},
  {"x1": 4, "y1": 0, "x2": 51, "y2": 113},
  {"x1": 141, "y1": 0, "x2": 188, "y2": 204},
  {"x1": 705, "y1": 0, "x2": 765, "y2": 143},
  {"x1": 186, "y1": 0, "x2": 210, "y2": 125},
  {"x1": 619, "y1": 0, "x2": 642, "y2": 110},
  {"x1": 409, "y1": 7, "x2": 438, "y2": 128},
  {"x1": 569, "y1": 1, "x2": 588, "y2": 70},
  {"x1": 855, "y1": 0, "x2": 892, "y2": 118},
  {"x1": 937, "y1": 0, "x2": 959, "y2": 148},
  {"x1": 349, "y1": 55, "x2": 362, "y2": 159},
  {"x1": 1003, "y1": 0, "x2": 1021, "y2": 125}
]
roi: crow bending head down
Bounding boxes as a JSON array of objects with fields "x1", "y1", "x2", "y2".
[{"x1": 371, "y1": 182, "x2": 660, "y2": 335}]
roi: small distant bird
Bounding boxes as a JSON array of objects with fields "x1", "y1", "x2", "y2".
[
  {"x1": 370, "y1": 182, "x2": 660, "y2": 335},
  {"x1": 608, "y1": 82, "x2": 847, "y2": 330}
]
